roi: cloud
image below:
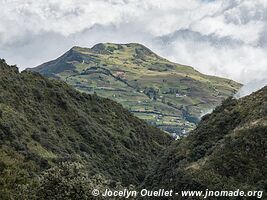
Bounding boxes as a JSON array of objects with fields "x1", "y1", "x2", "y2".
[
  {"x1": 191, "y1": 16, "x2": 264, "y2": 45},
  {"x1": 153, "y1": 30, "x2": 267, "y2": 83},
  {"x1": 235, "y1": 78, "x2": 267, "y2": 98},
  {"x1": 0, "y1": 0, "x2": 267, "y2": 94}
]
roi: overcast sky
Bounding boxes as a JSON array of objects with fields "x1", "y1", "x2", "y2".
[{"x1": 1, "y1": 0, "x2": 267, "y2": 88}]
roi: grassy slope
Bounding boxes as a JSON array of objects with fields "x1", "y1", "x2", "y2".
[
  {"x1": 0, "y1": 59, "x2": 172, "y2": 198},
  {"x1": 144, "y1": 86, "x2": 267, "y2": 199},
  {"x1": 29, "y1": 43, "x2": 241, "y2": 135}
]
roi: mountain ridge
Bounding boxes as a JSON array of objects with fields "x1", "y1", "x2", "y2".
[
  {"x1": 143, "y1": 85, "x2": 267, "y2": 199},
  {"x1": 0, "y1": 59, "x2": 172, "y2": 199}
]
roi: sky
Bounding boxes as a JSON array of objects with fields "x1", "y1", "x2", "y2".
[{"x1": 0, "y1": 0, "x2": 267, "y2": 95}]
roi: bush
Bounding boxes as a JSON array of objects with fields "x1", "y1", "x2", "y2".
[{"x1": 20, "y1": 162, "x2": 131, "y2": 200}]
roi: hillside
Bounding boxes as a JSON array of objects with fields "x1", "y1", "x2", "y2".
[
  {"x1": 28, "y1": 43, "x2": 241, "y2": 135},
  {"x1": 144, "y1": 85, "x2": 267, "y2": 199},
  {"x1": 0, "y1": 59, "x2": 172, "y2": 199}
]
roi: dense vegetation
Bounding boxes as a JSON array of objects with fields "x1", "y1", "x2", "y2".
[
  {"x1": 144, "y1": 85, "x2": 267, "y2": 199},
  {"x1": 1, "y1": 58, "x2": 265, "y2": 199},
  {"x1": 0, "y1": 59, "x2": 172, "y2": 199},
  {"x1": 29, "y1": 43, "x2": 241, "y2": 135}
]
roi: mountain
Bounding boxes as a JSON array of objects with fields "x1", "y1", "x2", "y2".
[
  {"x1": 28, "y1": 43, "x2": 241, "y2": 135},
  {"x1": 144, "y1": 85, "x2": 267, "y2": 199},
  {"x1": 0, "y1": 59, "x2": 172, "y2": 199},
  {"x1": 1, "y1": 58, "x2": 265, "y2": 200}
]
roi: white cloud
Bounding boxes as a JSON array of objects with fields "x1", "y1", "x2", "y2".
[
  {"x1": 235, "y1": 78, "x2": 267, "y2": 98},
  {"x1": 0, "y1": 0, "x2": 267, "y2": 94},
  {"x1": 191, "y1": 16, "x2": 264, "y2": 45},
  {"x1": 154, "y1": 34, "x2": 267, "y2": 83}
]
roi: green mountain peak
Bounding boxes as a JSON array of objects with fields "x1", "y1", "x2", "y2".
[{"x1": 28, "y1": 43, "x2": 241, "y2": 135}]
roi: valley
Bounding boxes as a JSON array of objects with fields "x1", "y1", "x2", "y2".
[{"x1": 1, "y1": 58, "x2": 266, "y2": 199}]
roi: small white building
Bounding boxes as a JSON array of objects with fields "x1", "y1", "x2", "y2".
[{"x1": 176, "y1": 93, "x2": 182, "y2": 97}]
